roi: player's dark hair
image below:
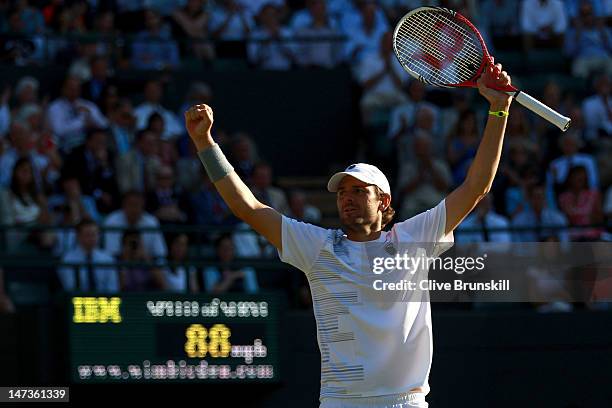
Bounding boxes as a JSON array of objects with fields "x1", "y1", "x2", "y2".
[{"x1": 375, "y1": 187, "x2": 395, "y2": 230}]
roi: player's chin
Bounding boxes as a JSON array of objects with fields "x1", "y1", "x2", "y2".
[{"x1": 340, "y1": 214, "x2": 366, "y2": 226}]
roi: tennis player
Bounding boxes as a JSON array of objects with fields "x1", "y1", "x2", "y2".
[{"x1": 185, "y1": 62, "x2": 512, "y2": 408}]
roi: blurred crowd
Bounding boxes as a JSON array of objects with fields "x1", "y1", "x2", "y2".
[
  {"x1": 0, "y1": 0, "x2": 611, "y2": 312},
  {"x1": 1, "y1": 0, "x2": 610, "y2": 74}
]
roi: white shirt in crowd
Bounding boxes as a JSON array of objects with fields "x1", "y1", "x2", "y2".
[
  {"x1": 248, "y1": 27, "x2": 296, "y2": 70},
  {"x1": 343, "y1": 21, "x2": 388, "y2": 62},
  {"x1": 208, "y1": 6, "x2": 254, "y2": 40},
  {"x1": 102, "y1": 210, "x2": 168, "y2": 260},
  {"x1": 456, "y1": 212, "x2": 512, "y2": 243},
  {"x1": 387, "y1": 101, "x2": 441, "y2": 139},
  {"x1": 133, "y1": 102, "x2": 184, "y2": 140},
  {"x1": 582, "y1": 94, "x2": 612, "y2": 141},
  {"x1": 47, "y1": 97, "x2": 108, "y2": 152},
  {"x1": 520, "y1": 0, "x2": 568, "y2": 34},
  {"x1": 357, "y1": 52, "x2": 410, "y2": 99},
  {"x1": 547, "y1": 153, "x2": 599, "y2": 190},
  {"x1": 57, "y1": 245, "x2": 119, "y2": 292},
  {"x1": 163, "y1": 266, "x2": 197, "y2": 292},
  {"x1": 278, "y1": 199, "x2": 453, "y2": 402}
]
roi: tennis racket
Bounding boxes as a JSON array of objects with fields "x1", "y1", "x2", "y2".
[{"x1": 393, "y1": 7, "x2": 571, "y2": 131}]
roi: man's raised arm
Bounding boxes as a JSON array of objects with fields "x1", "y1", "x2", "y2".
[
  {"x1": 184, "y1": 104, "x2": 282, "y2": 251},
  {"x1": 445, "y1": 60, "x2": 513, "y2": 234}
]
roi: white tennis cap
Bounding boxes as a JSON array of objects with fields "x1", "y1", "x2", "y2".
[{"x1": 327, "y1": 163, "x2": 391, "y2": 195}]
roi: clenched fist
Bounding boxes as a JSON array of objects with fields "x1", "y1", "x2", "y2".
[{"x1": 185, "y1": 104, "x2": 214, "y2": 151}]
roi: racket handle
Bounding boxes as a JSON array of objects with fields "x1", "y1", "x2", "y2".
[{"x1": 514, "y1": 91, "x2": 571, "y2": 132}]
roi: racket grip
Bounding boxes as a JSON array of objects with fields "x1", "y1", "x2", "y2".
[{"x1": 514, "y1": 91, "x2": 571, "y2": 132}]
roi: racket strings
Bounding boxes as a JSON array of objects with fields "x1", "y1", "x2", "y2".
[
  {"x1": 396, "y1": 14, "x2": 481, "y2": 82},
  {"x1": 397, "y1": 12, "x2": 482, "y2": 73},
  {"x1": 394, "y1": 10, "x2": 483, "y2": 85},
  {"x1": 396, "y1": 17, "x2": 481, "y2": 83}
]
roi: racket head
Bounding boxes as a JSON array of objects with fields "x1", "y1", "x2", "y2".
[{"x1": 393, "y1": 7, "x2": 513, "y2": 90}]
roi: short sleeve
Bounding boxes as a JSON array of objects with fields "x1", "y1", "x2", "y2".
[
  {"x1": 391, "y1": 199, "x2": 454, "y2": 257},
  {"x1": 277, "y1": 215, "x2": 329, "y2": 273}
]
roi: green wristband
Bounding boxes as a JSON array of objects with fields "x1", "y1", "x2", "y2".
[{"x1": 488, "y1": 110, "x2": 509, "y2": 117}]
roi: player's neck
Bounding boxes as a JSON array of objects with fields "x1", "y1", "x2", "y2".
[{"x1": 345, "y1": 226, "x2": 383, "y2": 242}]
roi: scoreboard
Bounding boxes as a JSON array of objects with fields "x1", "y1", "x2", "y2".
[{"x1": 68, "y1": 294, "x2": 280, "y2": 383}]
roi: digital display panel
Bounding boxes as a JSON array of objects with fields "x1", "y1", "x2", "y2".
[{"x1": 68, "y1": 294, "x2": 280, "y2": 383}]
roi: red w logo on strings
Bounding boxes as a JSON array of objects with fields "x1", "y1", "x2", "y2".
[{"x1": 416, "y1": 21, "x2": 464, "y2": 71}]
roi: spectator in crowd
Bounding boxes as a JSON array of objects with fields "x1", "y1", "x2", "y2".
[
  {"x1": 47, "y1": 76, "x2": 108, "y2": 153},
  {"x1": 134, "y1": 79, "x2": 183, "y2": 140},
  {"x1": 57, "y1": 219, "x2": 118, "y2": 292},
  {"x1": 178, "y1": 82, "x2": 213, "y2": 120},
  {"x1": 292, "y1": 0, "x2": 343, "y2": 69},
  {"x1": 14, "y1": 76, "x2": 40, "y2": 111},
  {"x1": 92, "y1": 10, "x2": 119, "y2": 55},
  {"x1": 396, "y1": 131, "x2": 451, "y2": 219},
  {"x1": 248, "y1": 4, "x2": 297, "y2": 70},
  {"x1": 520, "y1": 0, "x2": 568, "y2": 51},
  {"x1": 209, "y1": 0, "x2": 254, "y2": 58},
  {"x1": 203, "y1": 234, "x2": 259, "y2": 294},
  {"x1": 288, "y1": 189, "x2": 322, "y2": 224},
  {"x1": 63, "y1": 128, "x2": 120, "y2": 214},
  {"x1": 118, "y1": 229, "x2": 167, "y2": 291},
  {"x1": 3, "y1": 6, "x2": 45, "y2": 65},
  {"x1": 446, "y1": 109, "x2": 480, "y2": 187},
  {"x1": 0, "y1": 268, "x2": 15, "y2": 314},
  {"x1": 480, "y1": 0, "x2": 520, "y2": 38},
  {"x1": 6, "y1": 157, "x2": 54, "y2": 250},
  {"x1": 16, "y1": 103, "x2": 62, "y2": 181},
  {"x1": 145, "y1": 165, "x2": 190, "y2": 224},
  {"x1": 456, "y1": 194, "x2": 512, "y2": 243},
  {"x1": 229, "y1": 132, "x2": 259, "y2": 182},
  {"x1": 131, "y1": 9, "x2": 180, "y2": 70},
  {"x1": 582, "y1": 74, "x2": 612, "y2": 141},
  {"x1": 171, "y1": 0, "x2": 215, "y2": 60},
  {"x1": 50, "y1": 173, "x2": 101, "y2": 256},
  {"x1": 238, "y1": 0, "x2": 287, "y2": 17},
  {"x1": 546, "y1": 131, "x2": 599, "y2": 204},
  {"x1": 505, "y1": 105, "x2": 534, "y2": 142},
  {"x1": 342, "y1": 0, "x2": 389, "y2": 62},
  {"x1": 394, "y1": 105, "x2": 441, "y2": 166},
  {"x1": 164, "y1": 232, "x2": 198, "y2": 293},
  {"x1": 81, "y1": 55, "x2": 114, "y2": 107},
  {"x1": 251, "y1": 162, "x2": 289, "y2": 215},
  {"x1": 497, "y1": 139, "x2": 541, "y2": 218},
  {"x1": 103, "y1": 191, "x2": 168, "y2": 261},
  {"x1": 0, "y1": 122, "x2": 53, "y2": 189},
  {"x1": 387, "y1": 80, "x2": 440, "y2": 141},
  {"x1": 49, "y1": 174, "x2": 101, "y2": 224},
  {"x1": 116, "y1": 129, "x2": 162, "y2": 193},
  {"x1": 146, "y1": 112, "x2": 179, "y2": 166},
  {"x1": 108, "y1": 98, "x2": 137, "y2": 155},
  {"x1": 512, "y1": 183, "x2": 569, "y2": 242},
  {"x1": 189, "y1": 168, "x2": 238, "y2": 226},
  {"x1": 176, "y1": 141, "x2": 206, "y2": 191},
  {"x1": 565, "y1": 0, "x2": 609, "y2": 21},
  {"x1": 558, "y1": 165, "x2": 604, "y2": 240},
  {"x1": 356, "y1": 31, "x2": 409, "y2": 124},
  {"x1": 564, "y1": 1, "x2": 612, "y2": 79},
  {"x1": 14, "y1": 0, "x2": 46, "y2": 34},
  {"x1": 67, "y1": 42, "x2": 102, "y2": 83}
]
